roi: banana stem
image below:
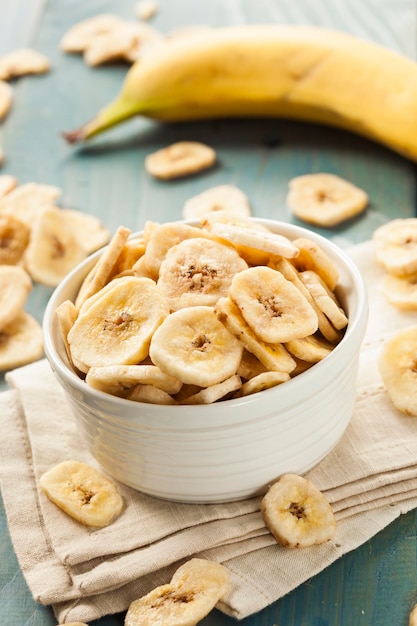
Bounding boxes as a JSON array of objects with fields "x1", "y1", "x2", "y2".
[{"x1": 62, "y1": 97, "x2": 142, "y2": 144}]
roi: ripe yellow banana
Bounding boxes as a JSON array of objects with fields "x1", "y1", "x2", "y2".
[{"x1": 64, "y1": 24, "x2": 417, "y2": 160}]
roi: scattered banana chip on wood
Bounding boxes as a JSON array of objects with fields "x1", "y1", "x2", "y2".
[
  {"x1": 261, "y1": 473, "x2": 336, "y2": 548},
  {"x1": 0, "y1": 311, "x2": 43, "y2": 371},
  {"x1": 182, "y1": 184, "x2": 251, "y2": 221},
  {"x1": 39, "y1": 460, "x2": 123, "y2": 528},
  {"x1": 287, "y1": 173, "x2": 368, "y2": 227},
  {"x1": 0, "y1": 48, "x2": 50, "y2": 80},
  {"x1": 0, "y1": 214, "x2": 31, "y2": 264},
  {"x1": 0, "y1": 181, "x2": 60, "y2": 225},
  {"x1": 378, "y1": 325, "x2": 417, "y2": 416},
  {"x1": 145, "y1": 141, "x2": 216, "y2": 180},
  {"x1": 0, "y1": 80, "x2": 13, "y2": 120},
  {"x1": 125, "y1": 558, "x2": 229, "y2": 626},
  {"x1": 60, "y1": 14, "x2": 127, "y2": 52}
]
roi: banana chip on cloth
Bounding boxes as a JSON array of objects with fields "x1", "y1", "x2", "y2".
[{"x1": 1, "y1": 241, "x2": 417, "y2": 624}]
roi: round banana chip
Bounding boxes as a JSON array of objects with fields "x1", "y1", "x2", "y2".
[
  {"x1": 379, "y1": 272, "x2": 417, "y2": 310},
  {"x1": 261, "y1": 473, "x2": 336, "y2": 548},
  {"x1": 39, "y1": 460, "x2": 123, "y2": 528},
  {"x1": 157, "y1": 236, "x2": 248, "y2": 311},
  {"x1": 60, "y1": 13, "x2": 126, "y2": 52},
  {"x1": 229, "y1": 266, "x2": 318, "y2": 344},
  {"x1": 149, "y1": 305, "x2": 243, "y2": 387},
  {"x1": 378, "y1": 325, "x2": 417, "y2": 416},
  {"x1": 145, "y1": 141, "x2": 216, "y2": 180},
  {"x1": 285, "y1": 334, "x2": 334, "y2": 363},
  {"x1": 0, "y1": 265, "x2": 32, "y2": 331},
  {"x1": 68, "y1": 276, "x2": 169, "y2": 372},
  {"x1": 0, "y1": 48, "x2": 50, "y2": 80},
  {"x1": 287, "y1": 173, "x2": 368, "y2": 227},
  {"x1": 0, "y1": 311, "x2": 43, "y2": 371},
  {"x1": 125, "y1": 558, "x2": 229, "y2": 626},
  {"x1": 373, "y1": 218, "x2": 417, "y2": 277},
  {"x1": 182, "y1": 184, "x2": 251, "y2": 221}
]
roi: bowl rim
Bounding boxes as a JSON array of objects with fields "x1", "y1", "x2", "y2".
[{"x1": 42, "y1": 217, "x2": 368, "y2": 413}]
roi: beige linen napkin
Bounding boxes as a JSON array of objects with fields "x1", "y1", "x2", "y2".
[{"x1": 1, "y1": 239, "x2": 417, "y2": 623}]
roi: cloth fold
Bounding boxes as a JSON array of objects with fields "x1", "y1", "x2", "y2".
[{"x1": 1, "y1": 239, "x2": 417, "y2": 623}]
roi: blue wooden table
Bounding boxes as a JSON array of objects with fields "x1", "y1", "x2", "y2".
[{"x1": 0, "y1": 0, "x2": 416, "y2": 624}]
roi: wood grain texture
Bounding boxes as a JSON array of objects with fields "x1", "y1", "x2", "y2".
[{"x1": 0, "y1": 0, "x2": 416, "y2": 624}]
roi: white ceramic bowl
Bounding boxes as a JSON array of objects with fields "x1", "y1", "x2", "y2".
[{"x1": 43, "y1": 219, "x2": 368, "y2": 503}]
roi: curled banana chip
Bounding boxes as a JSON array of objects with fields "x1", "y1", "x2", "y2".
[
  {"x1": 86, "y1": 364, "x2": 182, "y2": 397},
  {"x1": 125, "y1": 558, "x2": 229, "y2": 626},
  {"x1": 379, "y1": 272, "x2": 417, "y2": 310},
  {"x1": 39, "y1": 460, "x2": 123, "y2": 528},
  {"x1": 261, "y1": 473, "x2": 336, "y2": 548},
  {"x1": 149, "y1": 305, "x2": 243, "y2": 387},
  {"x1": 182, "y1": 374, "x2": 242, "y2": 404},
  {"x1": 145, "y1": 141, "x2": 216, "y2": 180},
  {"x1": 287, "y1": 173, "x2": 368, "y2": 227},
  {"x1": 300, "y1": 270, "x2": 348, "y2": 331},
  {"x1": 239, "y1": 370, "x2": 289, "y2": 396},
  {"x1": 0, "y1": 214, "x2": 30, "y2": 265},
  {"x1": 378, "y1": 325, "x2": 417, "y2": 416},
  {"x1": 292, "y1": 237, "x2": 339, "y2": 291}
]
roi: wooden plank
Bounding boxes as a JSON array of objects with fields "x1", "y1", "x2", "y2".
[{"x1": 0, "y1": 0, "x2": 416, "y2": 624}]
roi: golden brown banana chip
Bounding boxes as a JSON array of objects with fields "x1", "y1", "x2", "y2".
[
  {"x1": 40, "y1": 460, "x2": 123, "y2": 528},
  {"x1": 145, "y1": 141, "x2": 216, "y2": 180},
  {"x1": 292, "y1": 237, "x2": 339, "y2": 291},
  {"x1": 0, "y1": 214, "x2": 30, "y2": 264},
  {"x1": 261, "y1": 473, "x2": 336, "y2": 548},
  {"x1": 378, "y1": 325, "x2": 417, "y2": 416},
  {"x1": 0, "y1": 312, "x2": 43, "y2": 371}
]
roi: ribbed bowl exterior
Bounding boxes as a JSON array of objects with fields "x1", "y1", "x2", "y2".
[{"x1": 43, "y1": 219, "x2": 368, "y2": 503}]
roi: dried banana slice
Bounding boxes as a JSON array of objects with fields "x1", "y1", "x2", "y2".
[
  {"x1": 0, "y1": 182, "x2": 60, "y2": 225},
  {"x1": 60, "y1": 209, "x2": 111, "y2": 254},
  {"x1": 86, "y1": 364, "x2": 182, "y2": 397},
  {"x1": 261, "y1": 473, "x2": 336, "y2": 548},
  {"x1": 287, "y1": 173, "x2": 368, "y2": 227},
  {"x1": 239, "y1": 371, "x2": 289, "y2": 397},
  {"x1": 237, "y1": 349, "x2": 267, "y2": 380},
  {"x1": 0, "y1": 311, "x2": 43, "y2": 371},
  {"x1": 55, "y1": 299, "x2": 78, "y2": 370},
  {"x1": 24, "y1": 206, "x2": 88, "y2": 287},
  {"x1": 0, "y1": 214, "x2": 31, "y2": 264},
  {"x1": 127, "y1": 384, "x2": 177, "y2": 404},
  {"x1": 0, "y1": 48, "x2": 50, "y2": 80},
  {"x1": 410, "y1": 604, "x2": 417, "y2": 626},
  {"x1": 39, "y1": 460, "x2": 123, "y2": 528},
  {"x1": 141, "y1": 221, "x2": 214, "y2": 279},
  {"x1": 378, "y1": 325, "x2": 417, "y2": 416},
  {"x1": 74, "y1": 225, "x2": 131, "y2": 310},
  {"x1": 145, "y1": 141, "x2": 216, "y2": 180},
  {"x1": 157, "y1": 237, "x2": 248, "y2": 311},
  {"x1": 292, "y1": 237, "x2": 339, "y2": 291},
  {"x1": 373, "y1": 218, "x2": 417, "y2": 277},
  {"x1": 182, "y1": 184, "x2": 251, "y2": 221},
  {"x1": 273, "y1": 258, "x2": 341, "y2": 344},
  {"x1": 285, "y1": 334, "x2": 334, "y2": 363},
  {"x1": 83, "y1": 24, "x2": 139, "y2": 67},
  {"x1": 0, "y1": 80, "x2": 12, "y2": 120},
  {"x1": 125, "y1": 558, "x2": 229, "y2": 626},
  {"x1": 68, "y1": 276, "x2": 169, "y2": 372},
  {"x1": 182, "y1": 374, "x2": 242, "y2": 404},
  {"x1": 300, "y1": 270, "x2": 348, "y2": 331},
  {"x1": 0, "y1": 265, "x2": 32, "y2": 331},
  {"x1": 0, "y1": 174, "x2": 18, "y2": 197},
  {"x1": 149, "y1": 305, "x2": 243, "y2": 387},
  {"x1": 209, "y1": 221, "x2": 299, "y2": 264},
  {"x1": 215, "y1": 297, "x2": 296, "y2": 373},
  {"x1": 229, "y1": 266, "x2": 318, "y2": 344},
  {"x1": 60, "y1": 14, "x2": 126, "y2": 52},
  {"x1": 379, "y1": 272, "x2": 417, "y2": 310},
  {"x1": 111, "y1": 237, "x2": 146, "y2": 275}
]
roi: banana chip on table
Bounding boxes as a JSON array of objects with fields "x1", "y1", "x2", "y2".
[
  {"x1": 287, "y1": 172, "x2": 368, "y2": 227},
  {"x1": 39, "y1": 460, "x2": 123, "y2": 528},
  {"x1": 379, "y1": 273, "x2": 417, "y2": 310},
  {"x1": 261, "y1": 473, "x2": 336, "y2": 548},
  {"x1": 182, "y1": 184, "x2": 251, "y2": 221},
  {"x1": 0, "y1": 312, "x2": 43, "y2": 371},
  {"x1": 0, "y1": 214, "x2": 31, "y2": 265},
  {"x1": 0, "y1": 266, "x2": 32, "y2": 331},
  {"x1": 125, "y1": 558, "x2": 229, "y2": 626},
  {"x1": 373, "y1": 218, "x2": 417, "y2": 277},
  {"x1": 378, "y1": 325, "x2": 417, "y2": 416},
  {"x1": 145, "y1": 141, "x2": 216, "y2": 180},
  {"x1": 0, "y1": 48, "x2": 50, "y2": 80}
]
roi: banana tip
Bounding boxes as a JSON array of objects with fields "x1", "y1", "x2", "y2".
[{"x1": 61, "y1": 128, "x2": 86, "y2": 144}]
